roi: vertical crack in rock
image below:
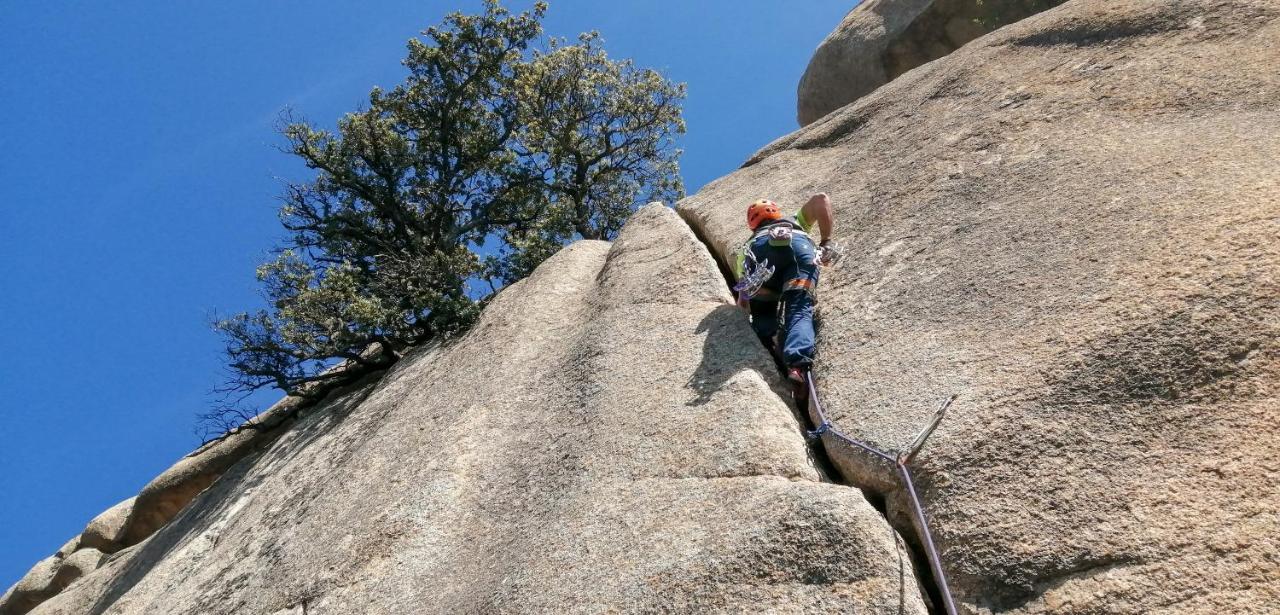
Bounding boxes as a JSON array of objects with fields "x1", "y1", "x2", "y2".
[
  {"x1": 674, "y1": 206, "x2": 946, "y2": 613},
  {"x1": 675, "y1": 204, "x2": 839, "y2": 480}
]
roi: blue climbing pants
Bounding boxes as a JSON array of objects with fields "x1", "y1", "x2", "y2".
[{"x1": 746, "y1": 230, "x2": 819, "y2": 367}]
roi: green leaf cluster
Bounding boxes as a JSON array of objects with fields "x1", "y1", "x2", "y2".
[{"x1": 211, "y1": 0, "x2": 685, "y2": 421}]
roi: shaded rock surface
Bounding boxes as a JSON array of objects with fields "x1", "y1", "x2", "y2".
[
  {"x1": 0, "y1": 547, "x2": 106, "y2": 615},
  {"x1": 682, "y1": 0, "x2": 1280, "y2": 612},
  {"x1": 30, "y1": 205, "x2": 926, "y2": 614},
  {"x1": 797, "y1": 0, "x2": 1065, "y2": 126},
  {"x1": 1, "y1": 557, "x2": 61, "y2": 615},
  {"x1": 50, "y1": 550, "x2": 105, "y2": 592}
]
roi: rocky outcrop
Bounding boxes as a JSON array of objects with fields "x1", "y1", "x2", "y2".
[
  {"x1": 3, "y1": 367, "x2": 375, "y2": 614},
  {"x1": 796, "y1": 0, "x2": 1064, "y2": 126},
  {"x1": 119, "y1": 392, "x2": 336, "y2": 547},
  {"x1": 1, "y1": 557, "x2": 61, "y2": 615},
  {"x1": 52, "y1": 537, "x2": 79, "y2": 560},
  {"x1": 28, "y1": 205, "x2": 927, "y2": 614},
  {"x1": 78, "y1": 499, "x2": 134, "y2": 554},
  {"x1": 681, "y1": 0, "x2": 1280, "y2": 612},
  {"x1": 50, "y1": 551, "x2": 105, "y2": 593},
  {"x1": 0, "y1": 548, "x2": 105, "y2": 615}
]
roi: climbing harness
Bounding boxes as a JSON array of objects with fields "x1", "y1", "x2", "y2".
[
  {"x1": 734, "y1": 222, "x2": 823, "y2": 303},
  {"x1": 754, "y1": 223, "x2": 808, "y2": 245},
  {"x1": 801, "y1": 371, "x2": 961, "y2": 615}
]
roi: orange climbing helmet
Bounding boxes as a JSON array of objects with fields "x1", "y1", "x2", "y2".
[{"x1": 746, "y1": 198, "x2": 783, "y2": 230}]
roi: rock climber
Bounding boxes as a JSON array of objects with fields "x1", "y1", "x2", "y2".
[{"x1": 734, "y1": 193, "x2": 839, "y2": 401}]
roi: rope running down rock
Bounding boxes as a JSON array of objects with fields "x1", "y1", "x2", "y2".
[{"x1": 803, "y1": 374, "x2": 959, "y2": 615}]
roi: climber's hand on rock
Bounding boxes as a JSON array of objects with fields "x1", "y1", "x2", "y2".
[{"x1": 818, "y1": 241, "x2": 843, "y2": 266}]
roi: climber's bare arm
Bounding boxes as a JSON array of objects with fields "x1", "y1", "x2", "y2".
[{"x1": 801, "y1": 193, "x2": 834, "y2": 243}]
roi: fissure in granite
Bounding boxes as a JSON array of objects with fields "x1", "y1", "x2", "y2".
[{"x1": 674, "y1": 210, "x2": 951, "y2": 613}]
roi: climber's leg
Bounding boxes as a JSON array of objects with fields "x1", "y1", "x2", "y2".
[
  {"x1": 744, "y1": 233, "x2": 786, "y2": 353},
  {"x1": 781, "y1": 288, "x2": 816, "y2": 367},
  {"x1": 780, "y1": 236, "x2": 820, "y2": 367},
  {"x1": 749, "y1": 297, "x2": 780, "y2": 343}
]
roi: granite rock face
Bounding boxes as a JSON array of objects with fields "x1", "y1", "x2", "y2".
[
  {"x1": 683, "y1": 0, "x2": 1280, "y2": 611},
  {"x1": 796, "y1": 0, "x2": 1064, "y2": 126},
  {"x1": 28, "y1": 205, "x2": 926, "y2": 614},
  {"x1": 78, "y1": 499, "x2": 134, "y2": 555},
  {"x1": 0, "y1": 547, "x2": 107, "y2": 615},
  {"x1": 8, "y1": 1, "x2": 1278, "y2": 612},
  {"x1": 118, "y1": 394, "x2": 314, "y2": 547},
  {"x1": 1, "y1": 558, "x2": 61, "y2": 615}
]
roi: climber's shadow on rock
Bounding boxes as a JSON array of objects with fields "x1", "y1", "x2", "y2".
[{"x1": 686, "y1": 303, "x2": 781, "y2": 406}]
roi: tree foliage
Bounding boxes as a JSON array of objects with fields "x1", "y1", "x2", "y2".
[
  {"x1": 210, "y1": 0, "x2": 684, "y2": 425},
  {"x1": 495, "y1": 31, "x2": 685, "y2": 281}
]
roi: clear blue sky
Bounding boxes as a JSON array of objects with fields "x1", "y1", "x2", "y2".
[{"x1": 0, "y1": 1, "x2": 852, "y2": 588}]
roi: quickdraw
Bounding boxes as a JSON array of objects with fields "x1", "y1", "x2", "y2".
[{"x1": 805, "y1": 420, "x2": 833, "y2": 439}]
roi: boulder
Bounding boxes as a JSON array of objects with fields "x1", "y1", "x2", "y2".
[
  {"x1": 0, "y1": 549, "x2": 109, "y2": 615},
  {"x1": 51, "y1": 549, "x2": 105, "y2": 590},
  {"x1": 33, "y1": 205, "x2": 927, "y2": 614},
  {"x1": 682, "y1": 0, "x2": 1280, "y2": 611},
  {"x1": 78, "y1": 498, "x2": 135, "y2": 554},
  {"x1": 796, "y1": 0, "x2": 1065, "y2": 126},
  {"x1": 0, "y1": 557, "x2": 60, "y2": 615},
  {"x1": 52, "y1": 537, "x2": 78, "y2": 560}
]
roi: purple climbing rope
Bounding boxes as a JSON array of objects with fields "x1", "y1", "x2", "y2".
[{"x1": 803, "y1": 372, "x2": 960, "y2": 615}]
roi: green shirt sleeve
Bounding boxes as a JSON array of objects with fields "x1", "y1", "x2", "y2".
[
  {"x1": 733, "y1": 248, "x2": 746, "y2": 281},
  {"x1": 794, "y1": 210, "x2": 814, "y2": 233}
]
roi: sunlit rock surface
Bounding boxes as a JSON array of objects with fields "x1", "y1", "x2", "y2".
[
  {"x1": 797, "y1": 0, "x2": 1065, "y2": 126},
  {"x1": 25, "y1": 205, "x2": 926, "y2": 614},
  {"x1": 683, "y1": 0, "x2": 1280, "y2": 611}
]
